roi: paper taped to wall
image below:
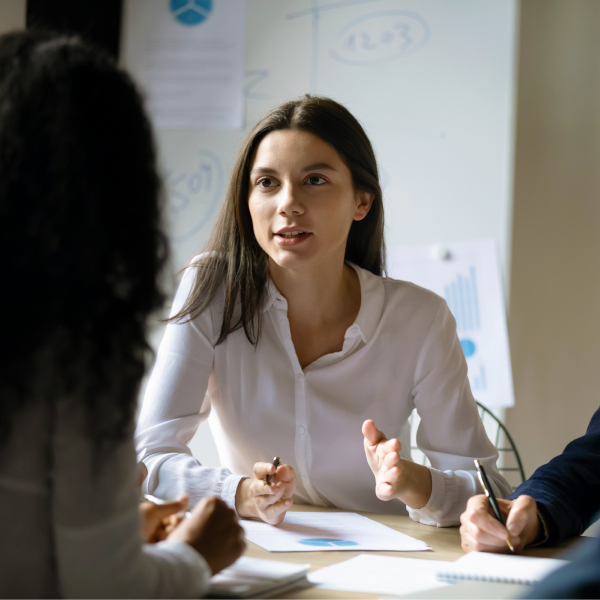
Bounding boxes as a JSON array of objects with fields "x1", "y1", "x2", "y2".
[
  {"x1": 388, "y1": 239, "x2": 514, "y2": 408},
  {"x1": 124, "y1": 0, "x2": 245, "y2": 129}
]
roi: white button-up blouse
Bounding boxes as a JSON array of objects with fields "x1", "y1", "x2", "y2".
[{"x1": 136, "y1": 260, "x2": 511, "y2": 527}]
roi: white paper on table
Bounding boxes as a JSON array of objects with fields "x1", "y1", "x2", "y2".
[
  {"x1": 387, "y1": 240, "x2": 514, "y2": 408},
  {"x1": 309, "y1": 554, "x2": 450, "y2": 596},
  {"x1": 241, "y1": 512, "x2": 430, "y2": 553},
  {"x1": 124, "y1": 0, "x2": 245, "y2": 129}
]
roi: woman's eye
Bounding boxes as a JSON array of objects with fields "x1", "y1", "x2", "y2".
[
  {"x1": 307, "y1": 175, "x2": 327, "y2": 185},
  {"x1": 258, "y1": 178, "x2": 276, "y2": 188}
]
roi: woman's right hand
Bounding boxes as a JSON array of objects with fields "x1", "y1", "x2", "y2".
[
  {"x1": 235, "y1": 462, "x2": 296, "y2": 525},
  {"x1": 167, "y1": 496, "x2": 245, "y2": 575}
]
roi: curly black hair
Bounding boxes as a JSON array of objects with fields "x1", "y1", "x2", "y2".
[{"x1": 0, "y1": 30, "x2": 168, "y2": 451}]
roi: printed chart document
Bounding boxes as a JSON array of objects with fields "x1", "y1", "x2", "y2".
[
  {"x1": 208, "y1": 557, "x2": 310, "y2": 598},
  {"x1": 387, "y1": 240, "x2": 514, "y2": 408},
  {"x1": 124, "y1": 0, "x2": 245, "y2": 129},
  {"x1": 436, "y1": 552, "x2": 569, "y2": 584},
  {"x1": 309, "y1": 554, "x2": 449, "y2": 596},
  {"x1": 241, "y1": 512, "x2": 430, "y2": 553}
]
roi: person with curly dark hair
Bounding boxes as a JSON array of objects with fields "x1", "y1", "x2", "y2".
[{"x1": 0, "y1": 30, "x2": 244, "y2": 598}]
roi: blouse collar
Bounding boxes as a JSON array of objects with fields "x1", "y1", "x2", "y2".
[{"x1": 263, "y1": 262, "x2": 385, "y2": 345}]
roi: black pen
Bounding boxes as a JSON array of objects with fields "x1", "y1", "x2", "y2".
[
  {"x1": 474, "y1": 459, "x2": 514, "y2": 552},
  {"x1": 264, "y1": 457, "x2": 281, "y2": 486}
]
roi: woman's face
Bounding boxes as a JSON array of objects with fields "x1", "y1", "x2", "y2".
[{"x1": 248, "y1": 129, "x2": 373, "y2": 273}]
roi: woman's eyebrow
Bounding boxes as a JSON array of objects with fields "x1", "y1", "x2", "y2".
[
  {"x1": 250, "y1": 166, "x2": 278, "y2": 176},
  {"x1": 301, "y1": 163, "x2": 337, "y2": 172},
  {"x1": 250, "y1": 163, "x2": 337, "y2": 176}
]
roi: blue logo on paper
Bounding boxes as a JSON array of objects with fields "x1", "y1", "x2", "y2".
[
  {"x1": 298, "y1": 538, "x2": 358, "y2": 547},
  {"x1": 460, "y1": 339, "x2": 476, "y2": 358},
  {"x1": 170, "y1": 0, "x2": 212, "y2": 26}
]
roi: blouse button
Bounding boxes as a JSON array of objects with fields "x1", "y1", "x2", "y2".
[
  {"x1": 296, "y1": 373, "x2": 304, "y2": 382},
  {"x1": 298, "y1": 426, "x2": 305, "y2": 434}
]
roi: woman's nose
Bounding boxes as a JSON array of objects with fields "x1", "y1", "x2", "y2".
[{"x1": 277, "y1": 184, "x2": 304, "y2": 216}]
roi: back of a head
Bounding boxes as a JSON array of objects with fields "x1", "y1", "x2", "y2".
[{"x1": 0, "y1": 30, "x2": 168, "y2": 447}]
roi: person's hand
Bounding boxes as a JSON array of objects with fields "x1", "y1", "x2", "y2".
[
  {"x1": 362, "y1": 419, "x2": 432, "y2": 509},
  {"x1": 139, "y1": 495, "x2": 189, "y2": 543},
  {"x1": 167, "y1": 496, "x2": 246, "y2": 575},
  {"x1": 460, "y1": 494, "x2": 540, "y2": 553},
  {"x1": 235, "y1": 462, "x2": 296, "y2": 525}
]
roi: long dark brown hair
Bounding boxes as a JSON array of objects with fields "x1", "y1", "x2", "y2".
[{"x1": 171, "y1": 95, "x2": 385, "y2": 344}]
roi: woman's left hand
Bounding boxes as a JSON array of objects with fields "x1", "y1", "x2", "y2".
[
  {"x1": 362, "y1": 419, "x2": 432, "y2": 509},
  {"x1": 139, "y1": 495, "x2": 189, "y2": 543}
]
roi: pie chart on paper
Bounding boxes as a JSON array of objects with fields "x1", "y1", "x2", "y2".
[
  {"x1": 170, "y1": 0, "x2": 212, "y2": 26},
  {"x1": 299, "y1": 538, "x2": 358, "y2": 548}
]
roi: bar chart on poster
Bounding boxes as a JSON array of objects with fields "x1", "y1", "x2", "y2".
[{"x1": 388, "y1": 240, "x2": 514, "y2": 408}]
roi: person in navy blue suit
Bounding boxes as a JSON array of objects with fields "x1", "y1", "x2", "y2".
[
  {"x1": 460, "y1": 406, "x2": 600, "y2": 552},
  {"x1": 459, "y1": 407, "x2": 600, "y2": 598}
]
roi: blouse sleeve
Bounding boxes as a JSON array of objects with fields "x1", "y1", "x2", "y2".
[
  {"x1": 135, "y1": 264, "x2": 245, "y2": 510},
  {"x1": 408, "y1": 299, "x2": 512, "y2": 527},
  {"x1": 52, "y1": 399, "x2": 211, "y2": 599}
]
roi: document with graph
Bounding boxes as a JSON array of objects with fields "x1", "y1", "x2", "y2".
[
  {"x1": 387, "y1": 240, "x2": 514, "y2": 408},
  {"x1": 241, "y1": 512, "x2": 430, "y2": 553}
]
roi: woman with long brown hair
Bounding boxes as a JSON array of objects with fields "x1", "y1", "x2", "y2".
[{"x1": 136, "y1": 95, "x2": 510, "y2": 527}]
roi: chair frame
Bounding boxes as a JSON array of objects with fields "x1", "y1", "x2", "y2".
[
  {"x1": 409, "y1": 401, "x2": 526, "y2": 488},
  {"x1": 475, "y1": 401, "x2": 526, "y2": 485}
]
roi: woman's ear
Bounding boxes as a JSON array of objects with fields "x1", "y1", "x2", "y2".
[{"x1": 353, "y1": 191, "x2": 375, "y2": 221}]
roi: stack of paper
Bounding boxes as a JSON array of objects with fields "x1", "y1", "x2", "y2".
[
  {"x1": 208, "y1": 557, "x2": 310, "y2": 598},
  {"x1": 241, "y1": 512, "x2": 430, "y2": 552}
]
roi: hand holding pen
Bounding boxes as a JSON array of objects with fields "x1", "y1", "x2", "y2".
[
  {"x1": 474, "y1": 459, "x2": 514, "y2": 552},
  {"x1": 235, "y1": 456, "x2": 297, "y2": 525},
  {"x1": 140, "y1": 494, "x2": 190, "y2": 543},
  {"x1": 460, "y1": 461, "x2": 541, "y2": 554}
]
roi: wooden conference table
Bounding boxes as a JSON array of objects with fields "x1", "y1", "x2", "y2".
[{"x1": 242, "y1": 504, "x2": 577, "y2": 599}]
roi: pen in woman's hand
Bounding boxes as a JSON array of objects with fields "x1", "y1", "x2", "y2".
[
  {"x1": 264, "y1": 457, "x2": 281, "y2": 486},
  {"x1": 474, "y1": 459, "x2": 514, "y2": 552}
]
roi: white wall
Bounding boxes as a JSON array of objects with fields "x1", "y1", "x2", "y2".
[
  {"x1": 0, "y1": 0, "x2": 25, "y2": 33},
  {"x1": 507, "y1": 0, "x2": 600, "y2": 477}
]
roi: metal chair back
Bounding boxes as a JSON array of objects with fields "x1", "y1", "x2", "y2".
[{"x1": 408, "y1": 401, "x2": 525, "y2": 491}]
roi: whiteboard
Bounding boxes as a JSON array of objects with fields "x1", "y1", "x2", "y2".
[{"x1": 123, "y1": 0, "x2": 517, "y2": 280}]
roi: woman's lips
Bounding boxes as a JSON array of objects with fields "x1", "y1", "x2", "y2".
[{"x1": 274, "y1": 232, "x2": 312, "y2": 246}]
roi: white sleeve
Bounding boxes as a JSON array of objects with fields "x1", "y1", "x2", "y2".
[
  {"x1": 407, "y1": 300, "x2": 512, "y2": 527},
  {"x1": 53, "y1": 401, "x2": 211, "y2": 599},
  {"x1": 135, "y1": 265, "x2": 245, "y2": 509}
]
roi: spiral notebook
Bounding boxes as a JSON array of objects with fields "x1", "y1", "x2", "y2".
[{"x1": 436, "y1": 552, "x2": 569, "y2": 585}]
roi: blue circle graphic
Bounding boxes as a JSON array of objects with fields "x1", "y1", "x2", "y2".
[
  {"x1": 170, "y1": 0, "x2": 212, "y2": 26},
  {"x1": 298, "y1": 538, "x2": 358, "y2": 547},
  {"x1": 460, "y1": 339, "x2": 476, "y2": 358}
]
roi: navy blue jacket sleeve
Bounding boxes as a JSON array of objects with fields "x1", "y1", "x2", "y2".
[{"x1": 508, "y1": 406, "x2": 600, "y2": 545}]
